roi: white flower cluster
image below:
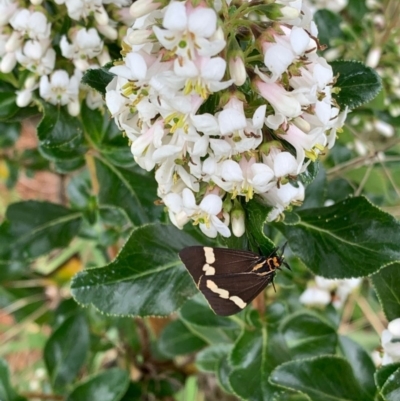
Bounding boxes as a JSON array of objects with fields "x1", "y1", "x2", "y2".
[
  {"x1": 381, "y1": 318, "x2": 400, "y2": 365},
  {"x1": 0, "y1": 0, "x2": 132, "y2": 115},
  {"x1": 106, "y1": 0, "x2": 348, "y2": 238},
  {"x1": 300, "y1": 276, "x2": 361, "y2": 308}
]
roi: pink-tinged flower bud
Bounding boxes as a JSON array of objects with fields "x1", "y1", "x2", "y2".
[
  {"x1": 0, "y1": 52, "x2": 17, "y2": 73},
  {"x1": 229, "y1": 56, "x2": 246, "y2": 86},
  {"x1": 130, "y1": 0, "x2": 161, "y2": 18}
]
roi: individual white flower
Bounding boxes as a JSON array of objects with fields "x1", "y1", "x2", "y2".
[
  {"x1": 16, "y1": 39, "x2": 55, "y2": 75},
  {"x1": 382, "y1": 318, "x2": 400, "y2": 365},
  {"x1": 153, "y1": 1, "x2": 225, "y2": 60},
  {"x1": 60, "y1": 28, "x2": 103, "y2": 71},
  {"x1": 10, "y1": 9, "x2": 51, "y2": 40},
  {"x1": 184, "y1": 189, "x2": 230, "y2": 238},
  {"x1": 175, "y1": 56, "x2": 233, "y2": 99},
  {"x1": 218, "y1": 157, "x2": 275, "y2": 201},
  {"x1": 39, "y1": 69, "x2": 79, "y2": 107}
]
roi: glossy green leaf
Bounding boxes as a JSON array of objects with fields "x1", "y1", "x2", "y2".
[
  {"x1": 95, "y1": 157, "x2": 163, "y2": 225},
  {"x1": 82, "y1": 66, "x2": 114, "y2": 95},
  {"x1": 158, "y1": 320, "x2": 207, "y2": 357},
  {"x1": 299, "y1": 166, "x2": 326, "y2": 210},
  {"x1": 44, "y1": 313, "x2": 90, "y2": 389},
  {"x1": 314, "y1": 9, "x2": 344, "y2": 47},
  {"x1": 331, "y1": 60, "x2": 382, "y2": 109},
  {"x1": 375, "y1": 363, "x2": 400, "y2": 392},
  {"x1": 0, "y1": 92, "x2": 18, "y2": 121},
  {"x1": 196, "y1": 344, "x2": 233, "y2": 373},
  {"x1": 339, "y1": 336, "x2": 376, "y2": 401},
  {"x1": 217, "y1": 355, "x2": 234, "y2": 395},
  {"x1": 381, "y1": 368, "x2": 400, "y2": 401},
  {"x1": 37, "y1": 102, "x2": 83, "y2": 147},
  {"x1": 81, "y1": 105, "x2": 133, "y2": 167},
  {"x1": 66, "y1": 368, "x2": 130, "y2": 401},
  {"x1": 229, "y1": 305, "x2": 290, "y2": 401},
  {"x1": 0, "y1": 358, "x2": 27, "y2": 401},
  {"x1": 3, "y1": 201, "x2": 82, "y2": 263},
  {"x1": 275, "y1": 197, "x2": 400, "y2": 278},
  {"x1": 71, "y1": 223, "x2": 199, "y2": 316},
  {"x1": 280, "y1": 312, "x2": 337, "y2": 359},
  {"x1": 270, "y1": 356, "x2": 366, "y2": 401},
  {"x1": 371, "y1": 263, "x2": 400, "y2": 321},
  {"x1": 246, "y1": 198, "x2": 275, "y2": 254}
]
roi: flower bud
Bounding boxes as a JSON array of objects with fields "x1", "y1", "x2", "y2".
[
  {"x1": 229, "y1": 56, "x2": 246, "y2": 86},
  {"x1": 299, "y1": 287, "x2": 331, "y2": 307},
  {"x1": 16, "y1": 89, "x2": 33, "y2": 107},
  {"x1": 68, "y1": 100, "x2": 80, "y2": 117},
  {"x1": 366, "y1": 47, "x2": 382, "y2": 68},
  {"x1": 130, "y1": 0, "x2": 161, "y2": 18},
  {"x1": 30, "y1": 0, "x2": 43, "y2": 4},
  {"x1": 95, "y1": 7, "x2": 109, "y2": 26},
  {"x1": 231, "y1": 202, "x2": 245, "y2": 237},
  {"x1": 5, "y1": 32, "x2": 22, "y2": 52},
  {"x1": 0, "y1": 52, "x2": 17, "y2": 73},
  {"x1": 97, "y1": 24, "x2": 118, "y2": 41}
]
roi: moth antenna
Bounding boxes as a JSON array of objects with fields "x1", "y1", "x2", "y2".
[
  {"x1": 283, "y1": 261, "x2": 291, "y2": 271},
  {"x1": 280, "y1": 241, "x2": 288, "y2": 255},
  {"x1": 272, "y1": 281, "x2": 276, "y2": 292}
]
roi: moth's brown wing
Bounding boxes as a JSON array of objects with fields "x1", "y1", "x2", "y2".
[
  {"x1": 198, "y1": 272, "x2": 275, "y2": 316},
  {"x1": 179, "y1": 246, "x2": 260, "y2": 284}
]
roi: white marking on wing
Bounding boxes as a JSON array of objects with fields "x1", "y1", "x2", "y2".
[
  {"x1": 203, "y1": 247, "x2": 216, "y2": 264},
  {"x1": 202, "y1": 263, "x2": 216, "y2": 276},
  {"x1": 229, "y1": 296, "x2": 246, "y2": 309},
  {"x1": 206, "y1": 280, "x2": 229, "y2": 299}
]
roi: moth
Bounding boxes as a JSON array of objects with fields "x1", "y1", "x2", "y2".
[{"x1": 179, "y1": 245, "x2": 290, "y2": 316}]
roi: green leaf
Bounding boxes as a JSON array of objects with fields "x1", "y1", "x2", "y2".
[
  {"x1": 37, "y1": 103, "x2": 86, "y2": 162},
  {"x1": 3, "y1": 201, "x2": 82, "y2": 263},
  {"x1": 82, "y1": 66, "x2": 115, "y2": 95},
  {"x1": 95, "y1": 157, "x2": 163, "y2": 226},
  {"x1": 66, "y1": 368, "x2": 130, "y2": 401},
  {"x1": 339, "y1": 336, "x2": 376, "y2": 401},
  {"x1": 0, "y1": 92, "x2": 18, "y2": 121},
  {"x1": 299, "y1": 165, "x2": 326, "y2": 210},
  {"x1": 229, "y1": 305, "x2": 290, "y2": 401},
  {"x1": 44, "y1": 313, "x2": 90, "y2": 389},
  {"x1": 217, "y1": 355, "x2": 235, "y2": 395},
  {"x1": 371, "y1": 263, "x2": 400, "y2": 321},
  {"x1": 331, "y1": 60, "x2": 382, "y2": 109},
  {"x1": 196, "y1": 344, "x2": 233, "y2": 373},
  {"x1": 275, "y1": 197, "x2": 400, "y2": 278},
  {"x1": 381, "y1": 368, "x2": 400, "y2": 401},
  {"x1": 314, "y1": 9, "x2": 344, "y2": 47},
  {"x1": 0, "y1": 358, "x2": 27, "y2": 401},
  {"x1": 81, "y1": 104, "x2": 133, "y2": 167},
  {"x1": 158, "y1": 320, "x2": 207, "y2": 357},
  {"x1": 246, "y1": 198, "x2": 275, "y2": 254},
  {"x1": 375, "y1": 363, "x2": 400, "y2": 392},
  {"x1": 71, "y1": 223, "x2": 199, "y2": 317},
  {"x1": 280, "y1": 312, "x2": 337, "y2": 359},
  {"x1": 270, "y1": 356, "x2": 366, "y2": 401}
]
